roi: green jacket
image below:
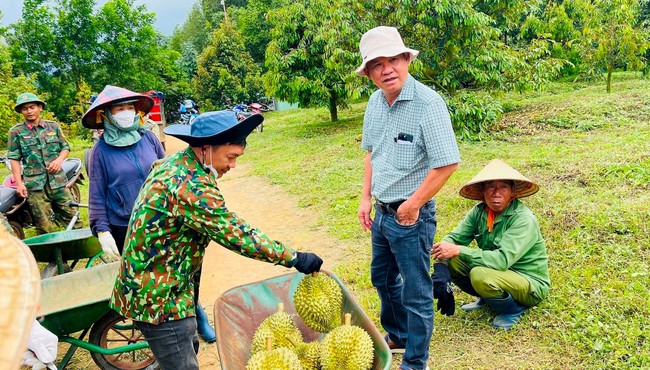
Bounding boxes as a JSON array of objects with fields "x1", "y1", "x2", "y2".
[
  {"x1": 443, "y1": 199, "x2": 550, "y2": 300},
  {"x1": 6, "y1": 119, "x2": 70, "y2": 190}
]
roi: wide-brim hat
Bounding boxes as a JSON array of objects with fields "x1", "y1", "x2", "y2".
[
  {"x1": 14, "y1": 92, "x2": 45, "y2": 112},
  {"x1": 355, "y1": 26, "x2": 419, "y2": 77},
  {"x1": 164, "y1": 110, "x2": 263, "y2": 147},
  {"x1": 82, "y1": 85, "x2": 154, "y2": 129},
  {"x1": 459, "y1": 159, "x2": 539, "y2": 200}
]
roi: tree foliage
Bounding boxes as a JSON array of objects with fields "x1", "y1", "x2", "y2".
[
  {"x1": 6, "y1": 0, "x2": 182, "y2": 123},
  {"x1": 264, "y1": 0, "x2": 364, "y2": 122},
  {"x1": 194, "y1": 20, "x2": 261, "y2": 107},
  {"x1": 582, "y1": 0, "x2": 648, "y2": 92},
  {"x1": 93, "y1": 0, "x2": 181, "y2": 92},
  {"x1": 0, "y1": 43, "x2": 39, "y2": 147},
  {"x1": 232, "y1": 0, "x2": 285, "y2": 68},
  {"x1": 2, "y1": 0, "x2": 648, "y2": 138}
]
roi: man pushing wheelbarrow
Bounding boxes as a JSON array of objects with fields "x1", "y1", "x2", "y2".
[{"x1": 110, "y1": 110, "x2": 324, "y2": 369}]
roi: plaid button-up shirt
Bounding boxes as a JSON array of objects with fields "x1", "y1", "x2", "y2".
[{"x1": 361, "y1": 75, "x2": 460, "y2": 203}]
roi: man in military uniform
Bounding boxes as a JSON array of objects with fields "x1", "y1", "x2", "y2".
[
  {"x1": 7, "y1": 92, "x2": 82, "y2": 234},
  {"x1": 110, "y1": 110, "x2": 324, "y2": 370}
]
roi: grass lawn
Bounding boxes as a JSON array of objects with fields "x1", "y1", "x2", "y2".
[{"x1": 240, "y1": 72, "x2": 650, "y2": 369}]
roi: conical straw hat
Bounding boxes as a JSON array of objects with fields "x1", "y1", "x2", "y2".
[
  {"x1": 459, "y1": 159, "x2": 539, "y2": 200},
  {"x1": 0, "y1": 226, "x2": 41, "y2": 370}
]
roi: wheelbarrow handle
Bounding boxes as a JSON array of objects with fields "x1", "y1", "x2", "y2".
[{"x1": 69, "y1": 202, "x2": 88, "y2": 208}]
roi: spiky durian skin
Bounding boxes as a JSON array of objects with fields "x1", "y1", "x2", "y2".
[
  {"x1": 246, "y1": 347, "x2": 304, "y2": 370},
  {"x1": 321, "y1": 325, "x2": 374, "y2": 370},
  {"x1": 293, "y1": 274, "x2": 343, "y2": 333},
  {"x1": 250, "y1": 311, "x2": 304, "y2": 354},
  {"x1": 295, "y1": 341, "x2": 323, "y2": 370}
]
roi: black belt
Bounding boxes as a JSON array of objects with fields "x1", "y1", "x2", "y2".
[{"x1": 375, "y1": 200, "x2": 405, "y2": 215}]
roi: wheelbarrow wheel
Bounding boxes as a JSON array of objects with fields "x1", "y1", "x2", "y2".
[
  {"x1": 89, "y1": 310, "x2": 159, "y2": 370},
  {"x1": 8, "y1": 220, "x2": 25, "y2": 239},
  {"x1": 40, "y1": 262, "x2": 72, "y2": 279},
  {"x1": 69, "y1": 183, "x2": 81, "y2": 204}
]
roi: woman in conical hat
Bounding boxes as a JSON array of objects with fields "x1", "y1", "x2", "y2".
[
  {"x1": 83, "y1": 85, "x2": 165, "y2": 261},
  {"x1": 432, "y1": 159, "x2": 550, "y2": 330}
]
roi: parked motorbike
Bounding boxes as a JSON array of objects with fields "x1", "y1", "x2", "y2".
[
  {"x1": 231, "y1": 104, "x2": 263, "y2": 132},
  {"x1": 248, "y1": 102, "x2": 271, "y2": 114},
  {"x1": 0, "y1": 157, "x2": 85, "y2": 239},
  {"x1": 179, "y1": 110, "x2": 199, "y2": 125}
]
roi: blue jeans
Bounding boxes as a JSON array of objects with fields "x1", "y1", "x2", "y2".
[
  {"x1": 135, "y1": 317, "x2": 200, "y2": 370},
  {"x1": 371, "y1": 201, "x2": 436, "y2": 370}
]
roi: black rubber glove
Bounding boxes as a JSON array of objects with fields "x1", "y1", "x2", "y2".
[
  {"x1": 432, "y1": 262, "x2": 455, "y2": 316},
  {"x1": 293, "y1": 252, "x2": 323, "y2": 274}
]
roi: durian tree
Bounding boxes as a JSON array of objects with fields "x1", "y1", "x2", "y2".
[
  {"x1": 580, "y1": 0, "x2": 648, "y2": 92},
  {"x1": 263, "y1": 0, "x2": 364, "y2": 122},
  {"x1": 193, "y1": 18, "x2": 262, "y2": 108}
]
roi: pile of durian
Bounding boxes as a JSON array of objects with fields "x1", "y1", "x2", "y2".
[{"x1": 246, "y1": 273, "x2": 375, "y2": 370}]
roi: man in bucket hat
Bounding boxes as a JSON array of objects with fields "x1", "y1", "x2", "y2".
[
  {"x1": 356, "y1": 26, "x2": 460, "y2": 370},
  {"x1": 432, "y1": 159, "x2": 550, "y2": 330},
  {"x1": 84, "y1": 85, "x2": 217, "y2": 344},
  {"x1": 110, "y1": 110, "x2": 324, "y2": 369},
  {"x1": 6, "y1": 92, "x2": 82, "y2": 234}
]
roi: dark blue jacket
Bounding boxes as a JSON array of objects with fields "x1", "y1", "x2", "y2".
[{"x1": 89, "y1": 131, "x2": 165, "y2": 235}]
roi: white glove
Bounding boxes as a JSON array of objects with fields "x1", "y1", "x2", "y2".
[
  {"x1": 22, "y1": 351, "x2": 47, "y2": 370},
  {"x1": 21, "y1": 350, "x2": 56, "y2": 370},
  {"x1": 23, "y1": 320, "x2": 58, "y2": 369},
  {"x1": 98, "y1": 231, "x2": 120, "y2": 261}
]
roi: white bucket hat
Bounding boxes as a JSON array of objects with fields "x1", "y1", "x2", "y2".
[
  {"x1": 459, "y1": 159, "x2": 539, "y2": 200},
  {"x1": 355, "y1": 26, "x2": 419, "y2": 77}
]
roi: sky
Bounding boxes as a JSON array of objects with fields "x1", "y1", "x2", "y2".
[{"x1": 0, "y1": 0, "x2": 192, "y2": 36}]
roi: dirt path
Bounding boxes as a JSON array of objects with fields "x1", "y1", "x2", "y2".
[{"x1": 164, "y1": 136, "x2": 347, "y2": 368}]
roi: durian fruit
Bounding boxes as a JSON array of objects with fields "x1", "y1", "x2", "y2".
[
  {"x1": 293, "y1": 272, "x2": 343, "y2": 333},
  {"x1": 250, "y1": 303, "x2": 304, "y2": 354},
  {"x1": 321, "y1": 313, "x2": 374, "y2": 370},
  {"x1": 286, "y1": 334, "x2": 323, "y2": 370},
  {"x1": 247, "y1": 337, "x2": 304, "y2": 370}
]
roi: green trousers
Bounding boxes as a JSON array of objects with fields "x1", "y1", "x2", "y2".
[
  {"x1": 28, "y1": 184, "x2": 82, "y2": 234},
  {"x1": 449, "y1": 257, "x2": 542, "y2": 307}
]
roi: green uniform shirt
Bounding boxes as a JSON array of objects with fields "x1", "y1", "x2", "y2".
[
  {"x1": 6, "y1": 119, "x2": 70, "y2": 190},
  {"x1": 443, "y1": 199, "x2": 550, "y2": 300},
  {"x1": 110, "y1": 148, "x2": 298, "y2": 324}
]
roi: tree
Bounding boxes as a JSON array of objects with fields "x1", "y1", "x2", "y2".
[
  {"x1": 7, "y1": 0, "x2": 57, "y2": 82},
  {"x1": 169, "y1": 3, "x2": 212, "y2": 55},
  {"x1": 6, "y1": 0, "x2": 95, "y2": 122},
  {"x1": 232, "y1": 0, "x2": 285, "y2": 68},
  {"x1": 0, "y1": 43, "x2": 40, "y2": 147},
  {"x1": 264, "y1": 0, "x2": 364, "y2": 122},
  {"x1": 193, "y1": 19, "x2": 262, "y2": 107},
  {"x1": 47, "y1": 0, "x2": 98, "y2": 119},
  {"x1": 583, "y1": 0, "x2": 648, "y2": 92},
  {"x1": 93, "y1": 0, "x2": 182, "y2": 92}
]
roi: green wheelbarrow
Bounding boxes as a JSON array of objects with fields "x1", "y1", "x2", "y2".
[
  {"x1": 213, "y1": 270, "x2": 392, "y2": 370},
  {"x1": 39, "y1": 262, "x2": 158, "y2": 370},
  {"x1": 23, "y1": 228, "x2": 104, "y2": 278}
]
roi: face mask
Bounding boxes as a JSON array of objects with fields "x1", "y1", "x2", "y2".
[
  {"x1": 203, "y1": 146, "x2": 220, "y2": 179},
  {"x1": 113, "y1": 110, "x2": 138, "y2": 128}
]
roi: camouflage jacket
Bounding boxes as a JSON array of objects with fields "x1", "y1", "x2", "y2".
[
  {"x1": 6, "y1": 120, "x2": 70, "y2": 190},
  {"x1": 110, "y1": 147, "x2": 298, "y2": 324}
]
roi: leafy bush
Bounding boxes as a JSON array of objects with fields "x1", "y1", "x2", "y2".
[{"x1": 444, "y1": 90, "x2": 503, "y2": 141}]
